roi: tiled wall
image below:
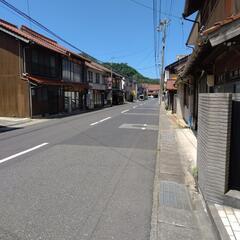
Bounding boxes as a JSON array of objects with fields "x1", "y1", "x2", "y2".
[{"x1": 197, "y1": 93, "x2": 232, "y2": 203}]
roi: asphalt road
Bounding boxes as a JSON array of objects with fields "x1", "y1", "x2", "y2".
[{"x1": 0, "y1": 99, "x2": 160, "y2": 240}]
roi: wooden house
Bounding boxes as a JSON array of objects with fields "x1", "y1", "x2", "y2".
[{"x1": 0, "y1": 19, "x2": 88, "y2": 117}]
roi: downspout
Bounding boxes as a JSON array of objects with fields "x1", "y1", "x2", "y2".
[
  {"x1": 28, "y1": 80, "x2": 33, "y2": 118},
  {"x1": 23, "y1": 45, "x2": 32, "y2": 118},
  {"x1": 182, "y1": 14, "x2": 200, "y2": 31}
]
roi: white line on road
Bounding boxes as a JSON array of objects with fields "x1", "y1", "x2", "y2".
[
  {"x1": 99, "y1": 117, "x2": 111, "y2": 122},
  {"x1": 0, "y1": 143, "x2": 49, "y2": 164},
  {"x1": 121, "y1": 109, "x2": 129, "y2": 114},
  {"x1": 90, "y1": 122, "x2": 99, "y2": 126},
  {"x1": 133, "y1": 106, "x2": 137, "y2": 109},
  {"x1": 90, "y1": 117, "x2": 111, "y2": 126}
]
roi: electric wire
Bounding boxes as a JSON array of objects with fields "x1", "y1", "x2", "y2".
[
  {"x1": 128, "y1": 0, "x2": 181, "y2": 20},
  {"x1": 26, "y1": 0, "x2": 32, "y2": 28},
  {"x1": 0, "y1": 0, "x2": 87, "y2": 55},
  {"x1": 0, "y1": 0, "x2": 157, "y2": 79}
]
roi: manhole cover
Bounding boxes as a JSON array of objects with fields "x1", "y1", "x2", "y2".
[{"x1": 159, "y1": 181, "x2": 191, "y2": 210}]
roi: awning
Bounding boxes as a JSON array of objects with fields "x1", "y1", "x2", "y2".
[{"x1": 27, "y1": 75, "x2": 88, "y2": 91}]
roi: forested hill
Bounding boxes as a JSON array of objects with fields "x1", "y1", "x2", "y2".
[{"x1": 103, "y1": 62, "x2": 158, "y2": 84}]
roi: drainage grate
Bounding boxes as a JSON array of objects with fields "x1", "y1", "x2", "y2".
[{"x1": 159, "y1": 181, "x2": 191, "y2": 210}]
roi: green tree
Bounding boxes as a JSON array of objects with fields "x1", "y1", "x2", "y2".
[{"x1": 103, "y1": 62, "x2": 158, "y2": 84}]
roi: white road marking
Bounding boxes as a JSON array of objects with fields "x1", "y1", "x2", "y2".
[
  {"x1": 90, "y1": 122, "x2": 99, "y2": 126},
  {"x1": 0, "y1": 143, "x2": 49, "y2": 164},
  {"x1": 144, "y1": 124, "x2": 147, "y2": 127},
  {"x1": 90, "y1": 117, "x2": 111, "y2": 126},
  {"x1": 133, "y1": 106, "x2": 137, "y2": 109},
  {"x1": 121, "y1": 109, "x2": 129, "y2": 114},
  {"x1": 119, "y1": 123, "x2": 158, "y2": 131},
  {"x1": 99, "y1": 117, "x2": 111, "y2": 122}
]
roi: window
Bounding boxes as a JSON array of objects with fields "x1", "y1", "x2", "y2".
[
  {"x1": 62, "y1": 58, "x2": 71, "y2": 81},
  {"x1": 88, "y1": 71, "x2": 93, "y2": 82},
  {"x1": 31, "y1": 49, "x2": 58, "y2": 77},
  {"x1": 50, "y1": 56, "x2": 56, "y2": 76},
  {"x1": 73, "y1": 63, "x2": 81, "y2": 82},
  {"x1": 62, "y1": 59, "x2": 82, "y2": 82},
  {"x1": 96, "y1": 73, "x2": 100, "y2": 84},
  {"x1": 93, "y1": 91, "x2": 102, "y2": 105}
]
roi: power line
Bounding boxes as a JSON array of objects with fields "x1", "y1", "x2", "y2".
[
  {"x1": 129, "y1": 0, "x2": 152, "y2": 10},
  {"x1": 0, "y1": 0, "x2": 87, "y2": 55},
  {"x1": 105, "y1": 47, "x2": 153, "y2": 60},
  {"x1": 26, "y1": 0, "x2": 32, "y2": 28},
  {"x1": 136, "y1": 65, "x2": 156, "y2": 70},
  {"x1": 129, "y1": 0, "x2": 181, "y2": 20},
  {"x1": 0, "y1": 0, "x2": 158, "y2": 79},
  {"x1": 153, "y1": 0, "x2": 158, "y2": 78},
  {"x1": 156, "y1": 0, "x2": 161, "y2": 77}
]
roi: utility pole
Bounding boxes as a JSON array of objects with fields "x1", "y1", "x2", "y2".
[{"x1": 157, "y1": 19, "x2": 169, "y2": 104}]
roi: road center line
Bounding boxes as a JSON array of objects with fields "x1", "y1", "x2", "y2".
[
  {"x1": 121, "y1": 109, "x2": 129, "y2": 114},
  {"x1": 0, "y1": 143, "x2": 49, "y2": 164}
]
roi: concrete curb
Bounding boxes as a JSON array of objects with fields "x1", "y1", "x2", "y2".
[
  {"x1": 149, "y1": 105, "x2": 161, "y2": 240},
  {"x1": 0, "y1": 119, "x2": 32, "y2": 128},
  {"x1": 206, "y1": 203, "x2": 231, "y2": 240}
]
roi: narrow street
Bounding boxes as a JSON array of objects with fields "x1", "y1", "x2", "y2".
[{"x1": 0, "y1": 99, "x2": 159, "y2": 240}]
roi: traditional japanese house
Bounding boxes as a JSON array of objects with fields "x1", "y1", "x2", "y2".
[
  {"x1": 0, "y1": 19, "x2": 89, "y2": 117},
  {"x1": 181, "y1": 0, "x2": 240, "y2": 205},
  {"x1": 112, "y1": 73, "x2": 124, "y2": 105},
  {"x1": 85, "y1": 61, "x2": 108, "y2": 109}
]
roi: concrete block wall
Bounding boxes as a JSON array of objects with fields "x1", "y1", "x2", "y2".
[{"x1": 197, "y1": 93, "x2": 232, "y2": 203}]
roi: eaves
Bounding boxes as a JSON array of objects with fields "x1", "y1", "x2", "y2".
[{"x1": 0, "y1": 26, "x2": 29, "y2": 43}]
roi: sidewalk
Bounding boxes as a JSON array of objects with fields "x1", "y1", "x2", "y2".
[
  {"x1": 150, "y1": 106, "x2": 217, "y2": 240},
  {"x1": 0, "y1": 117, "x2": 48, "y2": 131}
]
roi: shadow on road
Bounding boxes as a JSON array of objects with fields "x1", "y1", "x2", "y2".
[{"x1": 0, "y1": 126, "x2": 23, "y2": 133}]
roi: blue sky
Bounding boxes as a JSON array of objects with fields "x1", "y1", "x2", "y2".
[{"x1": 0, "y1": 0, "x2": 193, "y2": 79}]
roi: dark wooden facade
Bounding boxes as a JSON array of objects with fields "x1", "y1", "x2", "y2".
[
  {"x1": 0, "y1": 19, "x2": 124, "y2": 117},
  {"x1": 112, "y1": 74, "x2": 124, "y2": 105},
  {"x1": 0, "y1": 31, "x2": 30, "y2": 117},
  {"x1": 0, "y1": 20, "x2": 90, "y2": 117}
]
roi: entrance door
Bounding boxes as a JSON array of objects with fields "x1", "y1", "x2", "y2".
[
  {"x1": 48, "y1": 88, "x2": 59, "y2": 114},
  {"x1": 229, "y1": 101, "x2": 240, "y2": 190}
]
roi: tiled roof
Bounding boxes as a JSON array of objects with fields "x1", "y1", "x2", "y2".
[
  {"x1": 91, "y1": 62, "x2": 111, "y2": 73},
  {"x1": 85, "y1": 62, "x2": 104, "y2": 72},
  {"x1": 0, "y1": 19, "x2": 88, "y2": 61},
  {"x1": 202, "y1": 13, "x2": 240, "y2": 36},
  {"x1": 166, "y1": 79, "x2": 177, "y2": 90}
]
